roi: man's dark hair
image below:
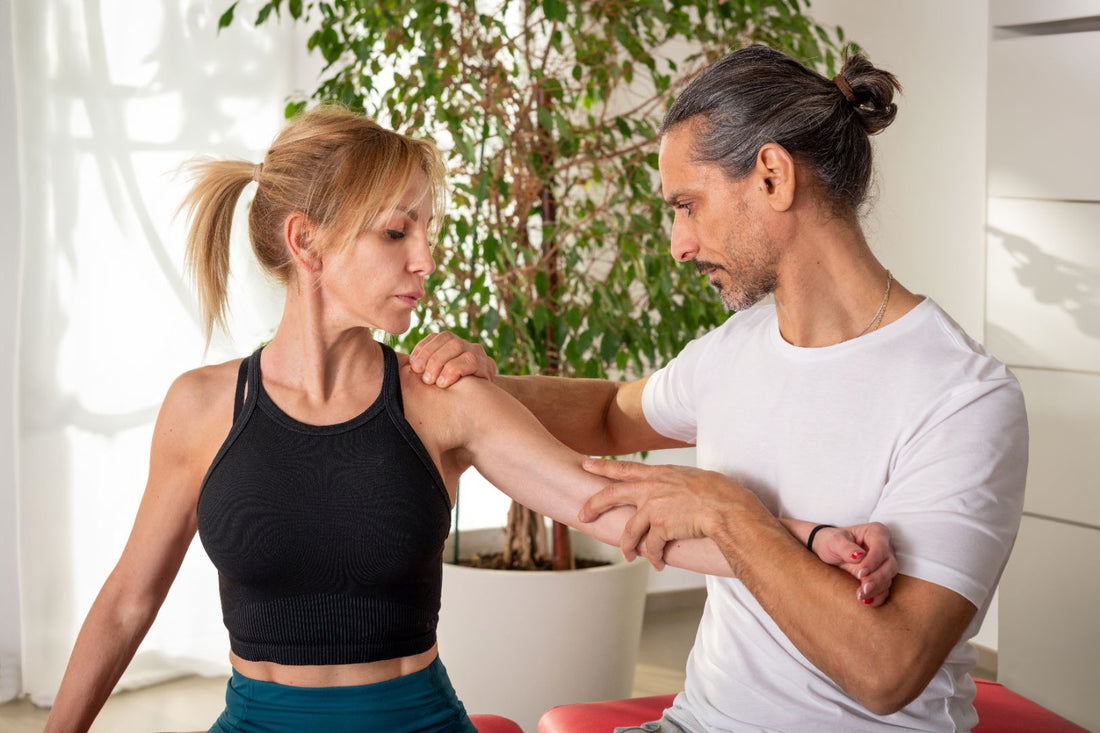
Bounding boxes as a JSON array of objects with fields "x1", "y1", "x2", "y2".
[{"x1": 661, "y1": 44, "x2": 902, "y2": 214}]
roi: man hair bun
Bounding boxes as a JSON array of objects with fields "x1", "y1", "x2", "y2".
[{"x1": 837, "y1": 50, "x2": 902, "y2": 135}]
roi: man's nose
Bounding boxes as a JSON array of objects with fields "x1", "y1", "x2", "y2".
[{"x1": 670, "y1": 222, "x2": 699, "y2": 262}]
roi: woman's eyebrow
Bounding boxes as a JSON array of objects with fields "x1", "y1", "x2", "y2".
[{"x1": 395, "y1": 205, "x2": 419, "y2": 222}]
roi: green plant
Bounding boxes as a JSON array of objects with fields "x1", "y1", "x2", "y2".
[{"x1": 220, "y1": 0, "x2": 846, "y2": 569}]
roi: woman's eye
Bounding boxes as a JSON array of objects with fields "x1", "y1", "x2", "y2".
[
  {"x1": 677, "y1": 202, "x2": 693, "y2": 215},
  {"x1": 384, "y1": 229, "x2": 406, "y2": 240}
]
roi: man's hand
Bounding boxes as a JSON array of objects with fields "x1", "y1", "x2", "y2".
[
  {"x1": 409, "y1": 332, "x2": 496, "y2": 388},
  {"x1": 580, "y1": 459, "x2": 899, "y2": 606},
  {"x1": 579, "y1": 459, "x2": 755, "y2": 570}
]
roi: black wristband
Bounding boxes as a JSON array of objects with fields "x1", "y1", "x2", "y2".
[{"x1": 806, "y1": 524, "x2": 835, "y2": 552}]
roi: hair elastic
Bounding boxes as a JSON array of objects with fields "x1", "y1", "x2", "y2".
[
  {"x1": 833, "y1": 74, "x2": 857, "y2": 103},
  {"x1": 806, "y1": 524, "x2": 835, "y2": 552}
]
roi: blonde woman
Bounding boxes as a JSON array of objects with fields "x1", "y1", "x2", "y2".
[{"x1": 45, "y1": 106, "x2": 896, "y2": 732}]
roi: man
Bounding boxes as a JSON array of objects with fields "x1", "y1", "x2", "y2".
[{"x1": 412, "y1": 45, "x2": 1027, "y2": 731}]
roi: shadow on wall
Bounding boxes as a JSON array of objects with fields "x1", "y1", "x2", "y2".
[
  {"x1": 15, "y1": 0, "x2": 293, "y2": 705},
  {"x1": 987, "y1": 224, "x2": 1100, "y2": 341}
]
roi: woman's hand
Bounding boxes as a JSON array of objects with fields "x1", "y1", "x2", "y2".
[{"x1": 810, "y1": 523, "x2": 898, "y2": 607}]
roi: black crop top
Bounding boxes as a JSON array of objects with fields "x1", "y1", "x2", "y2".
[{"x1": 196, "y1": 344, "x2": 452, "y2": 665}]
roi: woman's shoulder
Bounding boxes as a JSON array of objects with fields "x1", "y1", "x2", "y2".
[
  {"x1": 393, "y1": 350, "x2": 506, "y2": 438},
  {"x1": 168, "y1": 357, "x2": 244, "y2": 407},
  {"x1": 157, "y1": 358, "x2": 244, "y2": 447}
]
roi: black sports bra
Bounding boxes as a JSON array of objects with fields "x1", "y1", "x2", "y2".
[{"x1": 196, "y1": 343, "x2": 451, "y2": 665}]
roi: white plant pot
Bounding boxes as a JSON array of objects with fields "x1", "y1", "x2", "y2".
[{"x1": 438, "y1": 527, "x2": 650, "y2": 732}]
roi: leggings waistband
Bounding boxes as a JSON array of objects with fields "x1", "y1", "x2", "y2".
[{"x1": 210, "y1": 657, "x2": 476, "y2": 732}]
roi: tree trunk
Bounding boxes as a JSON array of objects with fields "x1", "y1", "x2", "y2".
[
  {"x1": 538, "y1": 84, "x2": 573, "y2": 572},
  {"x1": 501, "y1": 83, "x2": 574, "y2": 571}
]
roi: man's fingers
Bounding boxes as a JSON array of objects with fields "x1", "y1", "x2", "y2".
[
  {"x1": 419, "y1": 337, "x2": 475, "y2": 385},
  {"x1": 582, "y1": 458, "x2": 655, "y2": 481},
  {"x1": 436, "y1": 350, "x2": 484, "y2": 388},
  {"x1": 640, "y1": 529, "x2": 669, "y2": 571},
  {"x1": 579, "y1": 483, "x2": 640, "y2": 522},
  {"x1": 409, "y1": 332, "x2": 448, "y2": 372},
  {"x1": 619, "y1": 511, "x2": 651, "y2": 562}
]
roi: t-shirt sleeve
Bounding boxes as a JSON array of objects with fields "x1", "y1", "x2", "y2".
[
  {"x1": 641, "y1": 331, "x2": 715, "y2": 445},
  {"x1": 870, "y1": 377, "x2": 1028, "y2": 608}
]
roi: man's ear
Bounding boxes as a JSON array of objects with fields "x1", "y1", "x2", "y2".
[
  {"x1": 755, "y1": 143, "x2": 796, "y2": 213},
  {"x1": 284, "y1": 212, "x2": 322, "y2": 273}
]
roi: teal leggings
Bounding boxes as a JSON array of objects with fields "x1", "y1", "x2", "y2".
[{"x1": 208, "y1": 657, "x2": 477, "y2": 732}]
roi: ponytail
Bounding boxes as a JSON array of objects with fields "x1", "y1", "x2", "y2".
[{"x1": 179, "y1": 158, "x2": 256, "y2": 344}]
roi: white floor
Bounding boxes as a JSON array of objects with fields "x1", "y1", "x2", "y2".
[{"x1": 0, "y1": 597, "x2": 704, "y2": 732}]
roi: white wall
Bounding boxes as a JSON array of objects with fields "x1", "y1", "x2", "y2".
[
  {"x1": 810, "y1": 0, "x2": 990, "y2": 339},
  {"x1": 0, "y1": 0, "x2": 23, "y2": 702}
]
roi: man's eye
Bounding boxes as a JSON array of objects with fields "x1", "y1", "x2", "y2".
[
  {"x1": 384, "y1": 229, "x2": 406, "y2": 240},
  {"x1": 675, "y1": 202, "x2": 693, "y2": 215}
]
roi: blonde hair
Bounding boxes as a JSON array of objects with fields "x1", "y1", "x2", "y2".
[{"x1": 180, "y1": 105, "x2": 446, "y2": 343}]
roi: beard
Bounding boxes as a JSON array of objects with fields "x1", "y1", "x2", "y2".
[{"x1": 696, "y1": 219, "x2": 779, "y2": 311}]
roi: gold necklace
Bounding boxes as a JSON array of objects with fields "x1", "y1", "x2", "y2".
[{"x1": 857, "y1": 270, "x2": 892, "y2": 337}]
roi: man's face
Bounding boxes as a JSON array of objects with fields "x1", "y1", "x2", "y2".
[{"x1": 659, "y1": 123, "x2": 779, "y2": 311}]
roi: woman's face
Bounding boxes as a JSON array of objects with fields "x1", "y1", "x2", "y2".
[{"x1": 318, "y1": 171, "x2": 436, "y2": 335}]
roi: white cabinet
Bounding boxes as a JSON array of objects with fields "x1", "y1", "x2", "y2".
[
  {"x1": 988, "y1": 30, "x2": 1100, "y2": 201},
  {"x1": 1014, "y1": 368, "x2": 1100, "y2": 529},
  {"x1": 992, "y1": 0, "x2": 1100, "y2": 26},
  {"x1": 999, "y1": 515, "x2": 1100, "y2": 730},
  {"x1": 986, "y1": 198, "x2": 1100, "y2": 374},
  {"x1": 988, "y1": 5, "x2": 1100, "y2": 729}
]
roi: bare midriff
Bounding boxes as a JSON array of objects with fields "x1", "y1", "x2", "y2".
[{"x1": 229, "y1": 644, "x2": 438, "y2": 687}]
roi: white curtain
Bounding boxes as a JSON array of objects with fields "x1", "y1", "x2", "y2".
[{"x1": 11, "y1": 0, "x2": 306, "y2": 706}]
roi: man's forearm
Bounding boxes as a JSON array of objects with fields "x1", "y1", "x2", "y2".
[
  {"x1": 495, "y1": 374, "x2": 615, "y2": 454},
  {"x1": 708, "y1": 508, "x2": 975, "y2": 715},
  {"x1": 496, "y1": 375, "x2": 670, "y2": 456}
]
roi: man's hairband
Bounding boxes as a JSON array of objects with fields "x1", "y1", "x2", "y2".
[{"x1": 833, "y1": 74, "x2": 857, "y2": 104}]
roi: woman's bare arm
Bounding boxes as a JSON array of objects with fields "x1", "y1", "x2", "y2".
[{"x1": 45, "y1": 366, "x2": 233, "y2": 733}]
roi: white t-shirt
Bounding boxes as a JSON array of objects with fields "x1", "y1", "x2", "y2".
[{"x1": 642, "y1": 298, "x2": 1027, "y2": 732}]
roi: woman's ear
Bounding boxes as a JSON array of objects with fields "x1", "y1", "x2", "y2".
[
  {"x1": 755, "y1": 143, "x2": 796, "y2": 213},
  {"x1": 284, "y1": 212, "x2": 322, "y2": 273}
]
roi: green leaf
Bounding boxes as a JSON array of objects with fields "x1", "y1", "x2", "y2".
[
  {"x1": 217, "y1": 2, "x2": 238, "y2": 32},
  {"x1": 537, "y1": 106, "x2": 554, "y2": 133},
  {"x1": 533, "y1": 303, "x2": 550, "y2": 333},
  {"x1": 256, "y1": 3, "x2": 275, "y2": 25},
  {"x1": 284, "y1": 99, "x2": 308, "y2": 119},
  {"x1": 600, "y1": 331, "x2": 621, "y2": 363},
  {"x1": 481, "y1": 307, "x2": 500, "y2": 332},
  {"x1": 542, "y1": 0, "x2": 568, "y2": 23}
]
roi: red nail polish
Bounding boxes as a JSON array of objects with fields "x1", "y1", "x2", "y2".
[
  {"x1": 863, "y1": 597, "x2": 873, "y2": 604},
  {"x1": 851, "y1": 551, "x2": 864, "y2": 560}
]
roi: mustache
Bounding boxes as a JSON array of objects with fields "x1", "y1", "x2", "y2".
[{"x1": 695, "y1": 260, "x2": 727, "y2": 275}]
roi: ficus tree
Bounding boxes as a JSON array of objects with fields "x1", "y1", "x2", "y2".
[{"x1": 220, "y1": 0, "x2": 846, "y2": 570}]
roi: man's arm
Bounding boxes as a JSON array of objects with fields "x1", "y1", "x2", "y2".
[
  {"x1": 410, "y1": 331, "x2": 683, "y2": 455},
  {"x1": 581, "y1": 459, "x2": 976, "y2": 715},
  {"x1": 495, "y1": 374, "x2": 686, "y2": 456}
]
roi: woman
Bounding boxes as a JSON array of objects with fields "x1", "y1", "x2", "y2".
[{"x1": 44, "y1": 106, "x2": 895, "y2": 732}]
